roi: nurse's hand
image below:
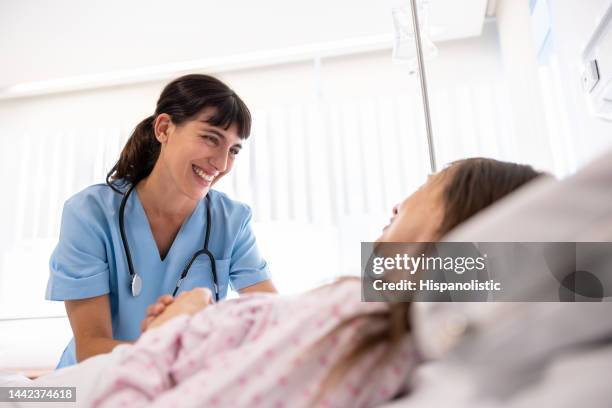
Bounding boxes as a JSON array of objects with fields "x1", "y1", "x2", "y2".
[
  {"x1": 141, "y1": 294, "x2": 175, "y2": 333},
  {"x1": 147, "y1": 288, "x2": 213, "y2": 331}
]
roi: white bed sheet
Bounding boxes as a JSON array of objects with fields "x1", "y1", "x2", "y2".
[{"x1": 0, "y1": 344, "x2": 131, "y2": 408}]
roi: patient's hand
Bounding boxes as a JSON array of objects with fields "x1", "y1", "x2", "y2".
[{"x1": 146, "y1": 288, "x2": 213, "y2": 331}]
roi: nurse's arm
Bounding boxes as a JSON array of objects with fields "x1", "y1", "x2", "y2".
[
  {"x1": 238, "y1": 279, "x2": 277, "y2": 294},
  {"x1": 65, "y1": 294, "x2": 130, "y2": 362}
]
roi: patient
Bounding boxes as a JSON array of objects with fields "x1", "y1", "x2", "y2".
[{"x1": 83, "y1": 157, "x2": 544, "y2": 407}]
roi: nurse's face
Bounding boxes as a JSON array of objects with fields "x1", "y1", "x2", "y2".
[
  {"x1": 156, "y1": 108, "x2": 242, "y2": 201},
  {"x1": 376, "y1": 171, "x2": 447, "y2": 243}
]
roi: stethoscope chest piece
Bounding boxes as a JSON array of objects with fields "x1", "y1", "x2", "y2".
[{"x1": 131, "y1": 273, "x2": 142, "y2": 297}]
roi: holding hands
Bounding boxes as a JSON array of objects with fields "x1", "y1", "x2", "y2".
[{"x1": 141, "y1": 288, "x2": 213, "y2": 332}]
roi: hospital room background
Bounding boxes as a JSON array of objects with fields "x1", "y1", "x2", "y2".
[{"x1": 1, "y1": 0, "x2": 611, "y2": 374}]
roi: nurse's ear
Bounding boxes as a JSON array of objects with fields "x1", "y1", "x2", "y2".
[{"x1": 153, "y1": 113, "x2": 174, "y2": 144}]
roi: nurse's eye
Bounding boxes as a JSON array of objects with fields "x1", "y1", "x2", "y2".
[
  {"x1": 201, "y1": 134, "x2": 219, "y2": 146},
  {"x1": 230, "y1": 148, "x2": 240, "y2": 156}
]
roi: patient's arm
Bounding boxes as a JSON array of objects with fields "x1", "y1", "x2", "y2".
[
  {"x1": 239, "y1": 279, "x2": 277, "y2": 294},
  {"x1": 65, "y1": 295, "x2": 130, "y2": 362}
]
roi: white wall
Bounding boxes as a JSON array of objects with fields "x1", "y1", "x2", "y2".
[
  {"x1": 0, "y1": 0, "x2": 393, "y2": 87},
  {"x1": 0, "y1": 22, "x2": 505, "y2": 165},
  {"x1": 490, "y1": 0, "x2": 612, "y2": 172},
  {"x1": 0, "y1": 21, "x2": 504, "y2": 148},
  {"x1": 546, "y1": 0, "x2": 612, "y2": 165},
  {"x1": 0, "y1": 0, "x2": 488, "y2": 89},
  {"x1": 495, "y1": 0, "x2": 555, "y2": 171}
]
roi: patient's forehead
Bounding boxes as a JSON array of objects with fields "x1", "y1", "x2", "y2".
[
  {"x1": 395, "y1": 176, "x2": 444, "y2": 219},
  {"x1": 418, "y1": 170, "x2": 449, "y2": 194}
]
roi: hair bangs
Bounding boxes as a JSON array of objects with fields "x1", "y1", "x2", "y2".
[{"x1": 204, "y1": 95, "x2": 252, "y2": 139}]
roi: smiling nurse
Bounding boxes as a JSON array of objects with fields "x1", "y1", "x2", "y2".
[{"x1": 45, "y1": 74, "x2": 276, "y2": 368}]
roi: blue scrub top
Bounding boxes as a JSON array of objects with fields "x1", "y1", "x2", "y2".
[{"x1": 45, "y1": 183, "x2": 270, "y2": 368}]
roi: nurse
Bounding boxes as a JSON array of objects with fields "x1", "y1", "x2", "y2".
[{"x1": 45, "y1": 74, "x2": 276, "y2": 368}]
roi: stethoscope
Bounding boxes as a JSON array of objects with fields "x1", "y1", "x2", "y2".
[{"x1": 118, "y1": 183, "x2": 219, "y2": 301}]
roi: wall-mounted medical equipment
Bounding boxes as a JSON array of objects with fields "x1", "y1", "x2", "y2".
[{"x1": 581, "y1": 2, "x2": 612, "y2": 122}]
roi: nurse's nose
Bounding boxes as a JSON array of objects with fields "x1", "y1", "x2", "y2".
[{"x1": 210, "y1": 148, "x2": 230, "y2": 173}]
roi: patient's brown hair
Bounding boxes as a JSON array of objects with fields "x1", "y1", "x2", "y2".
[
  {"x1": 438, "y1": 157, "x2": 544, "y2": 234},
  {"x1": 313, "y1": 157, "x2": 543, "y2": 404}
]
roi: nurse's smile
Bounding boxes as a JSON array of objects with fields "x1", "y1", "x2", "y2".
[{"x1": 192, "y1": 164, "x2": 217, "y2": 188}]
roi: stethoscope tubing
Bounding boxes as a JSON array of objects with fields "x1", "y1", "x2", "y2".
[{"x1": 118, "y1": 183, "x2": 219, "y2": 301}]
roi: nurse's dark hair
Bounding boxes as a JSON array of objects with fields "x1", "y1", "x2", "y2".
[
  {"x1": 312, "y1": 157, "x2": 545, "y2": 403},
  {"x1": 106, "y1": 74, "x2": 251, "y2": 192}
]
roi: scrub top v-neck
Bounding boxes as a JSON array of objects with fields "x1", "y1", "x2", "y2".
[{"x1": 46, "y1": 183, "x2": 270, "y2": 368}]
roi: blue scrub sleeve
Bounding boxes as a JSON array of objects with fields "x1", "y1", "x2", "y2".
[
  {"x1": 46, "y1": 200, "x2": 110, "y2": 300},
  {"x1": 229, "y1": 206, "x2": 271, "y2": 291}
]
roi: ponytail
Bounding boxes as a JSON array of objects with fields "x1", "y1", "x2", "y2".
[{"x1": 106, "y1": 115, "x2": 159, "y2": 193}]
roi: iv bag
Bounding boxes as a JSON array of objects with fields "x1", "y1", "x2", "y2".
[{"x1": 392, "y1": 1, "x2": 438, "y2": 73}]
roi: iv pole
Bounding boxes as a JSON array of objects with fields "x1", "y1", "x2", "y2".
[{"x1": 409, "y1": 0, "x2": 437, "y2": 173}]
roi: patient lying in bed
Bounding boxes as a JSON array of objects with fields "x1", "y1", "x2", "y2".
[
  {"x1": 7, "y1": 158, "x2": 543, "y2": 407},
  {"x1": 94, "y1": 280, "x2": 415, "y2": 407}
]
